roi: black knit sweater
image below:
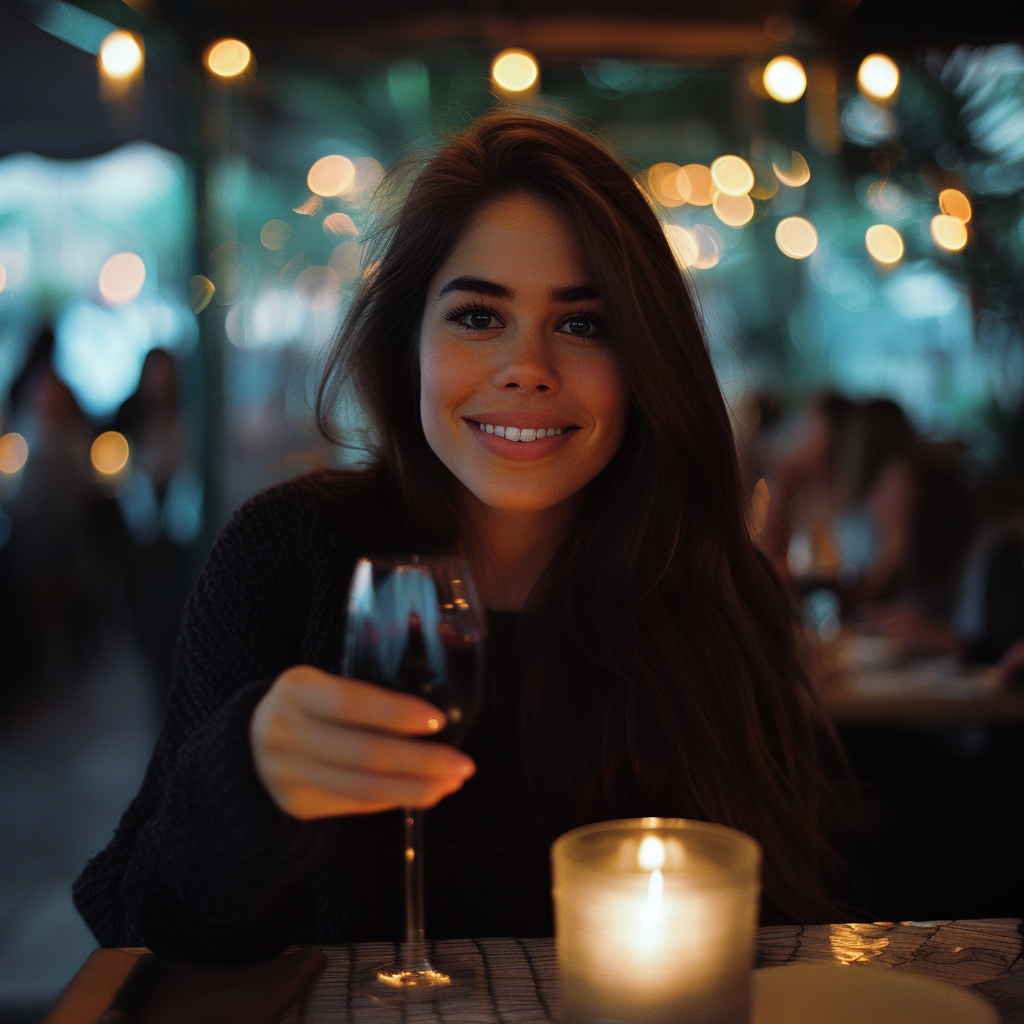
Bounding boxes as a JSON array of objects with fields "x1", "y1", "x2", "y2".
[{"x1": 72, "y1": 472, "x2": 553, "y2": 965}]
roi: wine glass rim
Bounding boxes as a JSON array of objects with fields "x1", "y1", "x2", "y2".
[{"x1": 357, "y1": 554, "x2": 474, "y2": 570}]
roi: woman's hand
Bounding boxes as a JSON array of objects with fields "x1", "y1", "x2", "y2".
[{"x1": 250, "y1": 665, "x2": 476, "y2": 821}]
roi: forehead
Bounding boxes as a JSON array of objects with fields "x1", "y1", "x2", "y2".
[{"x1": 433, "y1": 194, "x2": 593, "y2": 293}]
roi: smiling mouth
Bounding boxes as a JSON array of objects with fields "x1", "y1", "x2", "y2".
[{"x1": 470, "y1": 420, "x2": 575, "y2": 443}]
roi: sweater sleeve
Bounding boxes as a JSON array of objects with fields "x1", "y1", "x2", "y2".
[{"x1": 73, "y1": 484, "x2": 340, "y2": 964}]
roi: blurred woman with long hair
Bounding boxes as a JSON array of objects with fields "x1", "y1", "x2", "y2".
[{"x1": 75, "y1": 110, "x2": 845, "y2": 965}]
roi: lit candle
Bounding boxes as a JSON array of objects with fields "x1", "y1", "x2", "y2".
[{"x1": 552, "y1": 817, "x2": 761, "y2": 1024}]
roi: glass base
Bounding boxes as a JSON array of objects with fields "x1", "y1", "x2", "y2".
[
  {"x1": 376, "y1": 965, "x2": 452, "y2": 988},
  {"x1": 355, "y1": 957, "x2": 481, "y2": 1005}
]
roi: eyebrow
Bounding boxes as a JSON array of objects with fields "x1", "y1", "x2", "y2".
[{"x1": 436, "y1": 276, "x2": 602, "y2": 303}]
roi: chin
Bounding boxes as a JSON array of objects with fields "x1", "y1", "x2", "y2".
[{"x1": 463, "y1": 478, "x2": 574, "y2": 514}]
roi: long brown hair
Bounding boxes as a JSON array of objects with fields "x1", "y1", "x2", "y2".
[{"x1": 317, "y1": 110, "x2": 846, "y2": 923}]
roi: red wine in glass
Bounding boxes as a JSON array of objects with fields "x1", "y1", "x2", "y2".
[{"x1": 342, "y1": 556, "x2": 486, "y2": 996}]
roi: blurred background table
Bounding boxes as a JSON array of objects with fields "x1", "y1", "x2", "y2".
[
  {"x1": 277, "y1": 920, "x2": 1023, "y2": 1023},
  {"x1": 821, "y1": 663, "x2": 1024, "y2": 725}
]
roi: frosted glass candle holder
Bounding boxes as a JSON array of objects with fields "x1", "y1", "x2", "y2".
[{"x1": 552, "y1": 817, "x2": 762, "y2": 1024}]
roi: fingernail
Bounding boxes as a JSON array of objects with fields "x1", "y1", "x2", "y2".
[
  {"x1": 458, "y1": 758, "x2": 476, "y2": 778},
  {"x1": 427, "y1": 717, "x2": 443, "y2": 731}
]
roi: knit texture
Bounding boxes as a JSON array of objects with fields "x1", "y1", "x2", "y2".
[{"x1": 72, "y1": 472, "x2": 552, "y2": 965}]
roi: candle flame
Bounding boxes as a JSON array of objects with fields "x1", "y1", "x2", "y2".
[
  {"x1": 639, "y1": 868, "x2": 664, "y2": 928},
  {"x1": 638, "y1": 836, "x2": 666, "y2": 870}
]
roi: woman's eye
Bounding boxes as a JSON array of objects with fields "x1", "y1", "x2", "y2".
[
  {"x1": 560, "y1": 316, "x2": 601, "y2": 338},
  {"x1": 456, "y1": 310, "x2": 500, "y2": 330}
]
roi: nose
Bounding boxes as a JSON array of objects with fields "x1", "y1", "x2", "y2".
[{"x1": 492, "y1": 325, "x2": 560, "y2": 394}]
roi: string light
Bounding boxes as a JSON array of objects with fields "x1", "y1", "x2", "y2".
[
  {"x1": 0, "y1": 433, "x2": 28, "y2": 475},
  {"x1": 857, "y1": 54, "x2": 899, "y2": 101},
  {"x1": 763, "y1": 56, "x2": 806, "y2": 102},
  {"x1": 91, "y1": 432, "x2": 130, "y2": 476},
  {"x1": 307, "y1": 156, "x2": 356, "y2": 197},
  {"x1": 205, "y1": 39, "x2": 252, "y2": 78},
  {"x1": 772, "y1": 151, "x2": 810, "y2": 187},
  {"x1": 710, "y1": 156, "x2": 754, "y2": 196},
  {"x1": 931, "y1": 215, "x2": 967, "y2": 251},
  {"x1": 677, "y1": 165, "x2": 714, "y2": 206},
  {"x1": 939, "y1": 189, "x2": 972, "y2": 223},
  {"x1": 99, "y1": 31, "x2": 143, "y2": 78},
  {"x1": 98, "y1": 253, "x2": 145, "y2": 305},
  {"x1": 491, "y1": 50, "x2": 539, "y2": 92},
  {"x1": 775, "y1": 217, "x2": 818, "y2": 258},
  {"x1": 865, "y1": 224, "x2": 904, "y2": 264}
]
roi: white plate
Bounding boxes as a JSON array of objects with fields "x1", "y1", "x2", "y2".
[{"x1": 752, "y1": 964, "x2": 998, "y2": 1024}]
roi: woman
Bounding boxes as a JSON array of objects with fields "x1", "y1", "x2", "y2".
[{"x1": 74, "y1": 111, "x2": 843, "y2": 965}]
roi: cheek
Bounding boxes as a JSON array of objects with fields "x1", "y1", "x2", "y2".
[
  {"x1": 419, "y1": 336, "x2": 464, "y2": 422},
  {"x1": 584, "y1": 353, "x2": 629, "y2": 442}
]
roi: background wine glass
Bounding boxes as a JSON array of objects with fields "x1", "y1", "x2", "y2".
[{"x1": 342, "y1": 555, "x2": 486, "y2": 994}]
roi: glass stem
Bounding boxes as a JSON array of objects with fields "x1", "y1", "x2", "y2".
[{"x1": 402, "y1": 806, "x2": 430, "y2": 971}]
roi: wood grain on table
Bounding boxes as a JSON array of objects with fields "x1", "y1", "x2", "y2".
[{"x1": 283, "y1": 919, "x2": 1024, "y2": 1023}]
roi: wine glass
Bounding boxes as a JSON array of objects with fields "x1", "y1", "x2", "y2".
[{"x1": 342, "y1": 555, "x2": 486, "y2": 995}]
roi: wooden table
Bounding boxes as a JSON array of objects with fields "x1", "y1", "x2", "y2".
[{"x1": 280, "y1": 919, "x2": 1024, "y2": 1023}]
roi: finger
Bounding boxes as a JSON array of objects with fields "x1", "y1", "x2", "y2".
[
  {"x1": 284, "y1": 667, "x2": 447, "y2": 735},
  {"x1": 285, "y1": 718, "x2": 475, "y2": 781},
  {"x1": 278, "y1": 756, "x2": 466, "y2": 812}
]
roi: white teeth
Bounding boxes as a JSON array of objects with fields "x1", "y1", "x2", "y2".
[{"x1": 476, "y1": 421, "x2": 569, "y2": 440}]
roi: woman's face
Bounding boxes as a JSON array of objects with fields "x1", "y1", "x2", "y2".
[{"x1": 419, "y1": 194, "x2": 628, "y2": 513}]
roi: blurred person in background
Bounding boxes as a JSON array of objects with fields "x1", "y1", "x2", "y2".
[
  {"x1": 112, "y1": 348, "x2": 192, "y2": 704},
  {"x1": 759, "y1": 393, "x2": 863, "y2": 581},
  {"x1": 762, "y1": 392, "x2": 1022, "y2": 667},
  {"x1": 0, "y1": 328, "x2": 118, "y2": 710}
]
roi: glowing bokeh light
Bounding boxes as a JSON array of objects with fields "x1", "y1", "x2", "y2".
[
  {"x1": 857, "y1": 54, "x2": 900, "y2": 101},
  {"x1": 710, "y1": 156, "x2": 754, "y2": 197},
  {"x1": 329, "y1": 241, "x2": 361, "y2": 281},
  {"x1": 323, "y1": 212, "x2": 358, "y2": 237},
  {"x1": 350, "y1": 157, "x2": 385, "y2": 197},
  {"x1": 98, "y1": 252, "x2": 145, "y2": 305},
  {"x1": 205, "y1": 39, "x2": 251, "y2": 78},
  {"x1": 190, "y1": 275, "x2": 215, "y2": 313},
  {"x1": 647, "y1": 163, "x2": 685, "y2": 207},
  {"x1": 931, "y1": 215, "x2": 968, "y2": 251},
  {"x1": 99, "y1": 31, "x2": 143, "y2": 78},
  {"x1": 678, "y1": 164, "x2": 714, "y2": 206},
  {"x1": 91, "y1": 431, "x2": 130, "y2": 476},
  {"x1": 294, "y1": 265, "x2": 341, "y2": 310},
  {"x1": 939, "y1": 189, "x2": 972, "y2": 223},
  {"x1": 713, "y1": 191, "x2": 755, "y2": 227},
  {"x1": 772, "y1": 151, "x2": 810, "y2": 187},
  {"x1": 261, "y1": 219, "x2": 292, "y2": 249},
  {"x1": 749, "y1": 162, "x2": 778, "y2": 200},
  {"x1": 664, "y1": 225, "x2": 699, "y2": 268},
  {"x1": 307, "y1": 155, "x2": 356, "y2": 198},
  {"x1": 691, "y1": 224, "x2": 723, "y2": 269},
  {"x1": 491, "y1": 50, "x2": 539, "y2": 91},
  {"x1": 293, "y1": 195, "x2": 322, "y2": 216},
  {"x1": 0, "y1": 433, "x2": 28, "y2": 475},
  {"x1": 865, "y1": 224, "x2": 904, "y2": 264},
  {"x1": 763, "y1": 56, "x2": 806, "y2": 103},
  {"x1": 775, "y1": 217, "x2": 818, "y2": 258}
]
